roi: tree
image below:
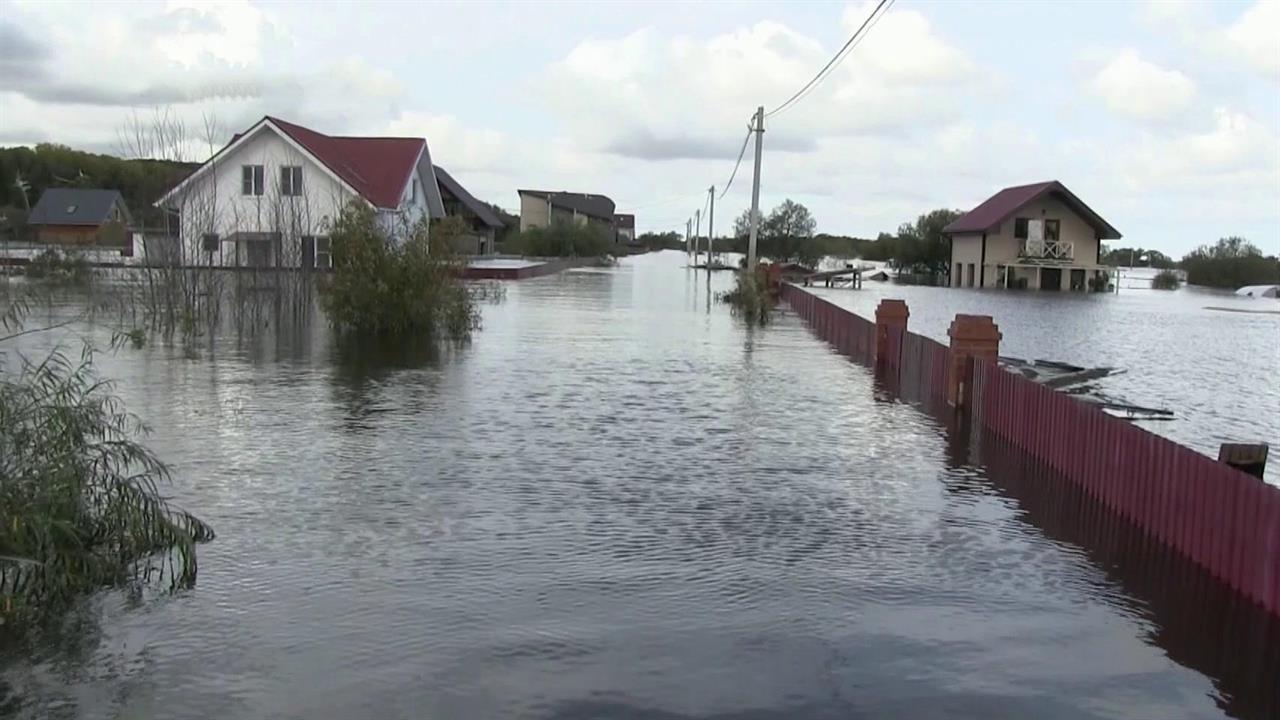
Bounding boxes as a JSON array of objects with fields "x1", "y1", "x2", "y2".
[
  {"x1": 890, "y1": 208, "x2": 960, "y2": 275},
  {"x1": 1180, "y1": 236, "x2": 1279, "y2": 289},
  {"x1": 732, "y1": 208, "x2": 763, "y2": 240},
  {"x1": 320, "y1": 202, "x2": 478, "y2": 337},
  {"x1": 760, "y1": 199, "x2": 819, "y2": 267}
]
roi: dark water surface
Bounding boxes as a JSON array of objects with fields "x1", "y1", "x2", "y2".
[{"x1": 2, "y1": 252, "x2": 1277, "y2": 719}]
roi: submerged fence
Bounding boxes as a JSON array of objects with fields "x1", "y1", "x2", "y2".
[{"x1": 779, "y1": 282, "x2": 1280, "y2": 617}]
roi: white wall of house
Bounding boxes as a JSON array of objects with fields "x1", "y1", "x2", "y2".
[
  {"x1": 165, "y1": 124, "x2": 427, "y2": 268},
  {"x1": 171, "y1": 127, "x2": 356, "y2": 268},
  {"x1": 519, "y1": 193, "x2": 550, "y2": 232},
  {"x1": 950, "y1": 233, "x2": 983, "y2": 288},
  {"x1": 376, "y1": 160, "x2": 431, "y2": 241}
]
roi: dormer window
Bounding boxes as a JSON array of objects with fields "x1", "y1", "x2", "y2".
[{"x1": 66, "y1": 205, "x2": 77, "y2": 213}]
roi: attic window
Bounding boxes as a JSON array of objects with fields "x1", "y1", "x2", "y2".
[{"x1": 66, "y1": 205, "x2": 78, "y2": 213}]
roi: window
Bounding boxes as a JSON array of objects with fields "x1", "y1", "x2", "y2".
[
  {"x1": 411, "y1": 178, "x2": 419, "y2": 204},
  {"x1": 955, "y1": 262, "x2": 962, "y2": 287},
  {"x1": 281, "y1": 166, "x2": 303, "y2": 196},
  {"x1": 1014, "y1": 217, "x2": 1029, "y2": 239},
  {"x1": 202, "y1": 233, "x2": 219, "y2": 253},
  {"x1": 1044, "y1": 218, "x2": 1060, "y2": 241},
  {"x1": 315, "y1": 236, "x2": 332, "y2": 269},
  {"x1": 966, "y1": 263, "x2": 975, "y2": 287},
  {"x1": 242, "y1": 165, "x2": 264, "y2": 196},
  {"x1": 65, "y1": 204, "x2": 78, "y2": 214}
]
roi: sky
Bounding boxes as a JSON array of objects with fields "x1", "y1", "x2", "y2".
[{"x1": 0, "y1": 0, "x2": 1277, "y2": 256}]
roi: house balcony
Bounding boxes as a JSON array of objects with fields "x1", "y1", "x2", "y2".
[{"x1": 1018, "y1": 238, "x2": 1074, "y2": 264}]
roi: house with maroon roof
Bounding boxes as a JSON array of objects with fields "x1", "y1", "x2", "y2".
[
  {"x1": 156, "y1": 116, "x2": 445, "y2": 268},
  {"x1": 943, "y1": 180, "x2": 1122, "y2": 291}
]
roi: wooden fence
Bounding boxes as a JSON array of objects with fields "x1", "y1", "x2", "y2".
[{"x1": 780, "y1": 283, "x2": 1280, "y2": 617}]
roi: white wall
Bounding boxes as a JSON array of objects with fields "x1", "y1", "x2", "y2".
[
  {"x1": 167, "y1": 123, "x2": 427, "y2": 266},
  {"x1": 950, "y1": 233, "x2": 983, "y2": 287}
]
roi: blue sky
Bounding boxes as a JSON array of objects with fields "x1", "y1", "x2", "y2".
[{"x1": 1, "y1": 0, "x2": 1276, "y2": 256}]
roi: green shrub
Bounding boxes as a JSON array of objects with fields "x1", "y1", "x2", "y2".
[
  {"x1": 0, "y1": 344, "x2": 213, "y2": 627},
  {"x1": 319, "y1": 203, "x2": 479, "y2": 338},
  {"x1": 25, "y1": 248, "x2": 92, "y2": 285},
  {"x1": 1151, "y1": 269, "x2": 1181, "y2": 290},
  {"x1": 508, "y1": 219, "x2": 612, "y2": 257},
  {"x1": 719, "y1": 266, "x2": 775, "y2": 325}
]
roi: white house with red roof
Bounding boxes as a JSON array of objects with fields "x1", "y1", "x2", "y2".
[{"x1": 156, "y1": 116, "x2": 445, "y2": 268}]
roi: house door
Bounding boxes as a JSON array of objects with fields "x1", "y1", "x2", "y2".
[
  {"x1": 1040, "y1": 267, "x2": 1062, "y2": 291},
  {"x1": 1069, "y1": 268, "x2": 1086, "y2": 291}
]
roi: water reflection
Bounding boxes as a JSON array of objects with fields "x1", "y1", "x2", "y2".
[
  {"x1": 1, "y1": 253, "x2": 1272, "y2": 719},
  {"x1": 885, "y1": 367, "x2": 1280, "y2": 720}
]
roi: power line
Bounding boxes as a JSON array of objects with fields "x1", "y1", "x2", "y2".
[
  {"x1": 764, "y1": 0, "x2": 893, "y2": 119},
  {"x1": 719, "y1": 122, "x2": 754, "y2": 199}
]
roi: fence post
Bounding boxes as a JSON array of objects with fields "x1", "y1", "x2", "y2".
[
  {"x1": 947, "y1": 314, "x2": 1001, "y2": 408},
  {"x1": 874, "y1": 299, "x2": 909, "y2": 368}
]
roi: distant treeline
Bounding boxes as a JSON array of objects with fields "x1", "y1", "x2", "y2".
[{"x1": 0, "y1": 144, "x2": 197, "y2": 238}]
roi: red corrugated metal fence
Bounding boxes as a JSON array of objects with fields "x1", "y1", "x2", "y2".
[{"x1": 781, "y1": 283, "x2": 1280, "y2": 617}]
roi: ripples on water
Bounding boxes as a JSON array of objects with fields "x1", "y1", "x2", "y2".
[{"x1": 1, "y1": 252, "x2": 1275, "y2": 719}]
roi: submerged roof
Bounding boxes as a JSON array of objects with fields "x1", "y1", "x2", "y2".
[
  {"x1": 435, "y1": 165, "x2": 503, "y2": 228},
  {"x1": 29, "y1": 188, "x2": 129, "y2": 226},
  {"x1": 944, "y1": 180, "x2": 1121, "y2": 239},
  {"x1": 519, "y1": 189, "x2": 615, "y2": 221}
]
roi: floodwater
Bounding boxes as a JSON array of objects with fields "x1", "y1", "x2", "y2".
[
  {"x1": 808, "y1": 266, "x2": 1280, "y2": 485},
  {"x1": 1, "y1": 251, "x2": 1277, "y2": 719}
]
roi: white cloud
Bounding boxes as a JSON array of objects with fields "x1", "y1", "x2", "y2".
[
  {"x1": 545, "y1": 3, "x2": 980, "y2": 161},
  {"x1": 1088, "y1": 49, "x2": 1195, "y2": 120},
  {"x1": 1221, "y1": 0, "x2": 1280, "y2": 79}
]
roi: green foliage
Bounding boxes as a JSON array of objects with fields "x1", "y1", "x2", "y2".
[
  {"x1": 1151, "y1": 270, "x2": 1181, "y2": 290},
  {"x1": 506, "y1": 219, "x2": 612, "y2": 257},
  {"x1": 319, "y1": 203, "x2": 479, "y2": 338},
  {"x1": 25, "y1": 248, "x2": 92, "y2": 285},
  {"x1": 719, "y1": 266, "x2": 775, "y2": 325},
  {"x1": 889, "y1": 208, "x2": 961, "y2": 276},
  {"x1": 1180, "y1": 237, "x2": 1279, "y2": 289},
  {"x1": 724, "y1": 200, "x2": 821, "y2": 266},
  {"x1": 0, "y1": 144, "x2": 196, "y2": 229},
  {"x1": 0, "y1": 307, "x2": 213, "y2": 625},
  {"x1": 1100, "y1": 246, "x2": 1175, "y2": 268}
]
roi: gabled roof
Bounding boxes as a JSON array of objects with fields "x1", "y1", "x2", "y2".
[
  {"x1": 435, "y1": 165, "x2": 503, "y2": 228},
  {"x1": 943, "y1": 180, "x2": 1121, "y2": 239},
  {"x1": 158, "y1": 116, "x2": 442, "y2": 212},
  {"x1": 518, "y1": 189, "x2": 615, "y2": 221},
  {"x1": 268, "y1": 116, "x2": 423, "y2": 209},
  {"x1": 29, "y1": 188, "x2": 130, "y2": 226}
]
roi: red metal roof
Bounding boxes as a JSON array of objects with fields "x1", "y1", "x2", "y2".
[
  {"x1": 267, "y1": 116, "x2": 424, "y2": 209},
  {"x1": 943, "y1": 180, "x2": 1121, "y2": 239}
]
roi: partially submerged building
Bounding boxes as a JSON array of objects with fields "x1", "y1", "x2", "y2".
[
  {"x1": 517, "y1": 190, "x2": 615, "y2": 235},
  {"x1": 944, "y1": 180, "x2": 1121, "y2": 291}
]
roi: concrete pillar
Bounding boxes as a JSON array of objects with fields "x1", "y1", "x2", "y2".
[
  {"x1": 874, "y1": 299, "x2": 909, "y2": 367},
  {"x1": 947, "y1": 314, "x2": 1001, "y2": 408}
]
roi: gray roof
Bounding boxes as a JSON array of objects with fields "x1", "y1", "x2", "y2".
[
  {"x1": 29, "y1": 188, "x2": 131, "y2": 227},
  {"x1": 416, "y1": 149, "x2": 447, "y2": 220},
  {"x1": 435, "y1": 166, "x2": 504, "y2": 228},
  {"x1": 518, "y1": 189, "x2": 615, "y2": 221}
]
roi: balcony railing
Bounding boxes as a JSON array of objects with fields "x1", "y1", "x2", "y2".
[{"x1": 1021, "y1": 238, "x2": 1074, "y2": 261}]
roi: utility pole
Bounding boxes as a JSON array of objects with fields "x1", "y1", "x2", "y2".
[
  {"x1": 686, "y1": 218, "x2": 692, "y2": 259},
  {"x1": 747, "y1": 105, "x2": 764, "y2": 272},
  {"x1": 694, "y1": 209, "x2": 701, "y2": 265},
  {"x1": 707, "y1": 185, "x2": 715, "y2": 269}
]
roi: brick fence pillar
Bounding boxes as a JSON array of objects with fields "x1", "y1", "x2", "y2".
[
  {"x1": 874, "y1": 299, "x2": 909, "y2": 367},
  {"x1": 947, "y1": 314, "x2": 1001, "y2": 408}
]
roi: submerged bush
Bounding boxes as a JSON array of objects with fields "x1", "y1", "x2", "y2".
[
  {"x1": 25, "y1": 248, "x2": 92, "y2": 285},
  {"x1": 507, "y1": 219, "x2": 612, "y2": 258},
  {"x1": 0, "y1": 344, "x2": 213, "y2": 627},
  {"x1": 719, "y1": 266, "x2": 775, "y2": 326},
  {"x1": 320, "y1": 203, "x2": 479, "y2": 338},
  {"x1": 1151, "y1": 269, "x2": 1181, "y2": 290}
]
